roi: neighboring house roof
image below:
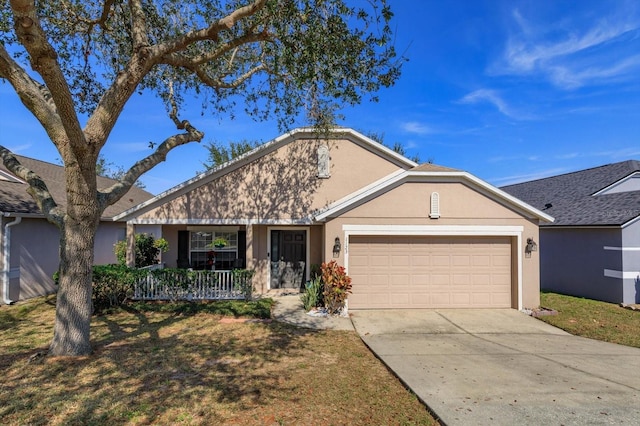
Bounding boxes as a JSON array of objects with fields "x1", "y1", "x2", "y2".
[
  {"x1": 0, "y1": 155, "x2": 153, "y2": 220},
  {"x1": 501, "y1": 160, "x2": 640, "y2": 227},
  {"x1": 114, "y1": 127, "x2": 419, "y2": 221}
]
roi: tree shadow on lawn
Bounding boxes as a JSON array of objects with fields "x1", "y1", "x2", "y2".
[{"x1": 0, "y1": 301, "x2": 325, "y2": 425}]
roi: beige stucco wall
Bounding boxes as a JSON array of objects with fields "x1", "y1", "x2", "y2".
[
  {"x1": 138, "y1": 137, "x2": 404, "y2": 222},
  {"x1": 322, "y1": 181, "x2": 542, "y2": 309}
]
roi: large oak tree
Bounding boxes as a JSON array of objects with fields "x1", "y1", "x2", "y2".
[{"x1": 0, "y1": 0, "x2": 401, "y2": 356}]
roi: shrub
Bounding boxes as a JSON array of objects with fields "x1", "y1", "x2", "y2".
[
  {"x1": 321, "y1": 260, "x2": 352, "y2": 315},
  {"x1": 301, "y1": 276, "x2": 324, "y2": 311},
  {"x1": 114, "y1": 234, "x2": 169, "y2": 267},
  {"x1": 92, "y1": 265, "x2": 146, "y2": 313}
]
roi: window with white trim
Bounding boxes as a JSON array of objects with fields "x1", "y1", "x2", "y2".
[{"x1": 190, "y1": 231, "x2": 238, "y2": 270}]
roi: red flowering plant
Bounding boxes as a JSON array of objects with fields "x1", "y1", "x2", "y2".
[{"x1": 321, "y1": 260, "x2": 352, "y2": 314}]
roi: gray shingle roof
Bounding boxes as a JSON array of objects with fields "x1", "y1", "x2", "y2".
[
  {"x1": 501, "y1": 160, "x2": 640, "y2": 226},
  {"x1": 0, "y1": 155, "x2": 153, "y2": 220}
]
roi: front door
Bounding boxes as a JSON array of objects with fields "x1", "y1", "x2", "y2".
[{"x1": 270, "y1": 230, "x2": 306, "y2": 289}]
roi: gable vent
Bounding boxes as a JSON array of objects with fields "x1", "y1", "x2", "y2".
[{"x1": 429, "y1": 192, "x2": 440, "y2": 219}]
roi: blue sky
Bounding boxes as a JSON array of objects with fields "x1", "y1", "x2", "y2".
[{"x1": 1, "y1": 0, "x2": 640, "y2": 195}]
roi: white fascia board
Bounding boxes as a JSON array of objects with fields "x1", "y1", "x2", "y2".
[
  {"x1": 1, "y1": 211, "x2": 43, "y2": 219},
  {"x1": 622, "y1": 214, "x2": 640, "y2": 229},
  {"x1": 592, "y1": 171, "x2": 640, "y2": 196},
  {"x1": 604, "y1": 269, "x2": 640, "y2": 280},
  {"x1": 410, "y1": 171, "x2": 555, "y2": 223},
  {"x1": 604, "y1": 246, "x2": 640, "y2": 251},
  {"x1": 342, "y1": 224, "x2": 524, "y2": 236},
  {"x1": 0, "y1": 170, "x2": 26, "y2": 184},
  {"x1": 316, "y1": 169, "x2": 554, "y2": 223},
  {"x1": 127, "y1": 218, "x2": 313, "y2": 226}
]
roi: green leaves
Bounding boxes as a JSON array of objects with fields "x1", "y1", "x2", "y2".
[{"x1": 2, "y1": 0, "x2": 403, "y2": 129}]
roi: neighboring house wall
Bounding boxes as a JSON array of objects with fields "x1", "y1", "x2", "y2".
[
  {"x1": 621, "y1": 219, "x2": 640, "y2": 303},
  {"x1": 540, "y1": 227, "x2": 624, "y2": 304},
  {"x1": 4, "y1": 218, "x2": 129, "y2": 302},
  {"x1": 9, "y1": 218, "x2": 59, "y2": 301}
]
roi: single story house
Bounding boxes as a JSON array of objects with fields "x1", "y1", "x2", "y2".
[
  {"x1": 501, "y1": 160, "x2": 640, "y2": 304},
  {"x1": 116, "y1": 128, "x2": 553, "y2": 310},
  {"x1": 1, "y1": 155, "x2": 153, "y2": 303}
]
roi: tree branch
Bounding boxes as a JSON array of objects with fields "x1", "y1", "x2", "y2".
[
  {"x1": 84, "y1": 0, "x2": 267, "y2": 153},
  {"x1": 128, "y1": 0, "x2": 150, "y2": 50},
  {"x1": 9, "y1": 0, "x2": 87, "y2": 159},
  {"x1": 98, "y1": 85, "x2": 204, "y2": 209},
  {"x1": 0, "y1": 45, "x2": 69, "y2": 150},
  {"x1": 0, "y1": 146, "x2": 64, "y2": 227},
  {"x1": 153, "y1": 0, "x2": 268, "y2": 57}
]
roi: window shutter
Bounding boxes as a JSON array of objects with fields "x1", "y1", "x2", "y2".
[
  {"x1": 236, "y1": 230, "x2": 246, "y2": 268},
  {"x1": 177, "y1": 230, "x2": 190, "y2": 268}
]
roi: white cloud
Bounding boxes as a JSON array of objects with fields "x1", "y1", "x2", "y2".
[
  {"x1": 6, "y1": 143, "x2": 32, "y2": 153},
  {"x1": 494, "y1": 7, "x2": 640, "y2": 89},
  {"x1": 491, "y1": 167, "x2": 569, "y2": 186},
  {"x1": 459, "y1": 89, "x2": 531, "y2": 120},
  {"x1": 400, "y1": 121, "x2": 432, "y2": 135}
]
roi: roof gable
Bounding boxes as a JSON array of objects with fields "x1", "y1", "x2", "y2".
[
  {"x1": 501, "y1": 160, "x2": 640, "y2": 226},
  {"x1": 115, "y1": 128, "x2": 418, "y2": 221},
  {"x1": 314, "y1": 169, "x2": 553, "y2": 223}
]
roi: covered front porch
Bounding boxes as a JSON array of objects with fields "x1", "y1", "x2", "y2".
[{"x1": 126, "y1": 223, "x2": 325, "y2": 295}]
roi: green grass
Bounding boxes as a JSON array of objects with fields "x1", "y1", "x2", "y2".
[
  {"x1": 538, "y1": 292, "x2": 640, "y2": 348},
  {"x1": 0, "y1": 296, "x2": 436, "y2": 425}
]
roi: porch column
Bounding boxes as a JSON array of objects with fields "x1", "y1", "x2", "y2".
[
  {"x1": 245, "y1": 224, "x2": 253, "y2": 270},
  {"x1": 126, "y1": 222, "x2": 136, "y2": 267}
]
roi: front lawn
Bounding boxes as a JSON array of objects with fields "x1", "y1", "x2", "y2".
[
  {"x1": 0, "y1": 296, "x2": 436, "y2": 425},
  {"x1": 538, "y1": 292, "x2": 640, "y2": 348}
]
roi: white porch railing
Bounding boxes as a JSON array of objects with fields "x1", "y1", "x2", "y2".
[{"x1": 133, "y1": 269, "x2": 251, "y2": 301}]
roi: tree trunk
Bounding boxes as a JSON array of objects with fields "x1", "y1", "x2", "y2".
[{"x1": 49, "y1": 160, "x2": 100, "y2": 356}]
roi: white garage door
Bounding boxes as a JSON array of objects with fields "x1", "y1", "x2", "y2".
[{"x1": 348, "y1": 235, "x2": 513, "y2": 309}]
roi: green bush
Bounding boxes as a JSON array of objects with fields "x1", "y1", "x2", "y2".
[
  {"x1": 92, "y1": 265, "x2": 146, "y2": 313},
  {"x1": 114, "y1": 233, "x2": 169, "y2": 267},
  {"x1": 321, "y1": 260, "x2": 352, "y2": 315},
  {"x1": 301, "y1": 276, "x2": 324, "y2": 311}
]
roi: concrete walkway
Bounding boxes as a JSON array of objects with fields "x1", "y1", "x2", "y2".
[{"x1": 351, "y1": 309, "x2": 640, "y2": 425}]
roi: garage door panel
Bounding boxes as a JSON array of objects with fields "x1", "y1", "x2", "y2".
[
  {"x1": 411, "y1": 274, "x2": 429, "y2": 285},
  {"x1": 412, "y1": 255, "x2": 430, "y2": 266},
  {"x1": 451, "y1": 293, "x2": 471, "y2": 305},
  {"x1": 452, "y1": 255, "x2": 471, "y2": 266},
  {"x1": 349, "y1": 235, "x2": 512, "y2": 309},
  {"x1": 473, "y1": 255, "x2": 491, "y2": 266},
  {"x1": 391, "y1": 255, "x2": 410, "y2": 267}
]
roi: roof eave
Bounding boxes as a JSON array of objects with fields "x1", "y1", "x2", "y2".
[
  {"x1": 315, "y1": 170, "x2": 555, "y2": 223},
  {"x1": 115, "y1": 127, "x2": 418, "y2": 222}
]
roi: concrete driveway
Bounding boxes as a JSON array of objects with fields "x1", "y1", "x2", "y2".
[{"x1": 350, "y1": 309, "x2": 640, "y2": 425}]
